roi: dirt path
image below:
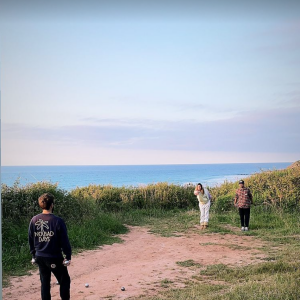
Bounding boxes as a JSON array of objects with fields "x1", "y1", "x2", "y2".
[{"x1": 3, "y1": 226, "x2": 267, "y2": 300}]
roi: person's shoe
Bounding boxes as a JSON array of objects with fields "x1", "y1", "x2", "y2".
[
  {"x1": 200, "y1": 225, "x2": 204, "y2": 230},
  {"x1": 203, "y1": 225, "x2": 207, "y2": 229},
  {"x1": 244, "y1": 227, "x2": 249, "y2": 231},
  {"x1": 241, "y1": 227, "x2": 245, "y2": 231}
]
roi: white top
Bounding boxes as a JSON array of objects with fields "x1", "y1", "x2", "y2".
[{"x1": 196, "y1": 188, "x2": 211, "y2": 204}]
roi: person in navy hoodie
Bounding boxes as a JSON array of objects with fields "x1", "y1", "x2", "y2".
[{"x1": 29, "y1": 193, "x2": 72, "y2": 300}]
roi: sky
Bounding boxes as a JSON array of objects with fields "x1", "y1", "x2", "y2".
[{"x1": 1, "y1": 0, "x2": 300, "y2": 166}]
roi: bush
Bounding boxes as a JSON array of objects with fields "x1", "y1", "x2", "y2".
[
  {"x1": 212, "y1": 195, "x2": 234, "y2": 213},
  {"x1": 70, "y1": 183, "x2": 196, "y2": 211},
  {"x1": 1, "y1": 182, "x2": 127, "y2": 277},
  {"x1": 210, "y1": 164, "x2": 300, "y2": 211}
]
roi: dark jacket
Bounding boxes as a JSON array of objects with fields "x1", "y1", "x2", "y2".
[{"x1": 29, "y1": 213, "x2": 71, "y2": 260}]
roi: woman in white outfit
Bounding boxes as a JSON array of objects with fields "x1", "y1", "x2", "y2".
[{"x1": 194, "y1": 183, "x2": 212, "y2": 230}]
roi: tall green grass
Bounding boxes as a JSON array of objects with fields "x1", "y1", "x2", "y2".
[
  {"x1": 1, "y1": 182, "x2": 128, "y2": 279},
  {"x1": 209, "y1": 162, "x2": 300, "y2": 212},
  {"x1": 70, "y1": 182, "x2": 196, "y2": 210}
]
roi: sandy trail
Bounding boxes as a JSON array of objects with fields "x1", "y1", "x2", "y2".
[{"x1": 3, "y1": 226, "x2": 267, "y2": 300}]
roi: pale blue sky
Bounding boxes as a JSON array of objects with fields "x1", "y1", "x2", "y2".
[{"x1": 1, "y1": 0, "x2": 300, "y2": 165}]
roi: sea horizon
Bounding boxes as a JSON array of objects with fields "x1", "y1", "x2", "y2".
[
  {"x1": 1, "y1": 161, "x2": 292, "y2": 167},
  {"x1": 1, "y1": 162, "x2": 292, "y2": 191}
]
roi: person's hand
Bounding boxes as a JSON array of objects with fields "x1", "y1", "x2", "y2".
[{"x1": 63, "y1": 259, "x2": 71, "y2": 266}]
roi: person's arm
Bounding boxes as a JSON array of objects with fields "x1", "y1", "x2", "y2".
[
  {"x1": 234, "y1": 191, "x2": 238, "y2": 206},
  {"x1": 59, "y1": 220, "x2": 72, "y2": 262},
  {"x1": 248, "y1": 189, "x2": 253, "y2": 204},
  {"x1": 28, "y1": 220, "x2": 36, "y2": 258},
  {"x1": 206, "y1": 189, "x2": 212, "y2": 201}
]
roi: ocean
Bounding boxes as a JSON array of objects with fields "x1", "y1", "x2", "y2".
[{"x1": 0, "y1": 162, "x2": 291, "y2": 191}]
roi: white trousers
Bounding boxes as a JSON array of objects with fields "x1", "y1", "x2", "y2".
[{"x1": 199, "y1": 201, "x2": 211, "y2": 225}]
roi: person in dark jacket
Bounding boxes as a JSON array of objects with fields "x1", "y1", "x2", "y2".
[
  {"x1": 234, "y1": 180, "x2": 253, "y2": 231},
  {"x1": 29, "y1": 193, "x2": 72, "y2": 300}
]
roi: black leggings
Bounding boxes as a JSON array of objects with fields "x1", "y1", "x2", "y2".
[{"x1": 239, "y1": 208, "x2": 250, "y2": 227}]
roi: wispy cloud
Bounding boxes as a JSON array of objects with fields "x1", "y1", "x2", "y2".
[{"x1": 3, "y1": 106, "x2": 300, "y2": 154}]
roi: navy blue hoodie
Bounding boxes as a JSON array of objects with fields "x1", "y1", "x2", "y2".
[{"x1": 29, "y1": 213, "x2": 72, "y2": 260}]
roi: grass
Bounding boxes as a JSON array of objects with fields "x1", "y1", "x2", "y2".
[
  {"x1": 68, "y1": 212, "x2": 128, "y2": 251},
  {"x1": 2, "y1": 212, "x2": 127, "y2": 284},
  {"x1": 106, "y1": 204, "x2": 300, "y2": 300},
  {"x1": 3, "y1": 207, "x2": 300, "y2": 299},
  {"x1": 160, "y1": 279, "x2": 174, "y2": 288},
  {"x1": 176, "y1": 260, "x2": 202, "y2": 268},
  {"x1": 111, "y1": 208, "x2": 199, "y2": 237},
  {"x1": 126, "y1": 207, "x2": 300, "y2": 300},
  {"x1": 2, "y1": 162, "x2": 300, "y2": 298}
]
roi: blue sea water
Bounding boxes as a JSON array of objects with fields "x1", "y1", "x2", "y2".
[{"x1": 0, "y1": 162, "x2": 291, "y2": 191}]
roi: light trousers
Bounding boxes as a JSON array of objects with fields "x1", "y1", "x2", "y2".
[{"x1": 199, "y1": 201, "x2": 211, "y2": 225}]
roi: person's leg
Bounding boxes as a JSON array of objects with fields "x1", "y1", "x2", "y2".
[
  {"x1": 51, "y1": 258, "x2": 71, "y2": 300},
  {"x1": 239, "y1": 208, "x2": 245, "y2": 227},
  {"x1": 203, "y1": 202, "x2": 211, "y2": 227},
  {"x1": 36, "y1": 257, "x2": 52, "y2": 300},
  {"x1": 59, "y1": 268, "x2": 71, "y2": 300},
  {"x1": 244, "y1": 208, "x2": 250, "y2": 228},
  {"x1": 199, "y1": 203, "x2": 205, "y2": 228}
]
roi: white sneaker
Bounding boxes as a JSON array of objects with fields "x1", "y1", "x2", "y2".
[
  {"x1": 241, "y1": 227, "x2": 245, "y2": 231},
  {"x1": 244, "y1": 227, "x2": 249, "y2": 231}
]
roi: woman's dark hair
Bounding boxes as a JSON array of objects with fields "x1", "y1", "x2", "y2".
[
  {"x1": 38, "y1": 193, "x2": 54, "y2": 210},
  {"x1": 197, "y1": 183, "x2": 203, "y2": 189}
]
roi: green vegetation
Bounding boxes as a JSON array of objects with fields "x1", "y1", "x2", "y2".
[
  {"x1": 176, "y1": 259, "x2": 202, "y2": 268},
  {"x1": 209, "y1": 161, "x2": 300, "y2": 211},
  {"x1": 129, "y1": 206, "x2": 300, "y2": 300},
  {"x1": 2, "y1": 161, "x2": 300, "y2": 298},
  {"x1": 1, "y1": 181, "x2": 128, "y2": 279},
  {"x1": 70, "y1": 182, "x2": 196, "y2": 210}
]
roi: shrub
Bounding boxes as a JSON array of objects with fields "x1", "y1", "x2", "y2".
[
  {"x1": 212, "y1": 195, "x2": 234, "y2": 213},
  {"x1": 210, "y1": 163, "x2": 300, "y2": 211},
  {"x1": 70, "y1": 183, "x2": 196, "y2": 211}
]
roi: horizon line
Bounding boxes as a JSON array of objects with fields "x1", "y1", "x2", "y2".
[{"x1": 1, "y1": 161, "x2": 293, "y2": 168}]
